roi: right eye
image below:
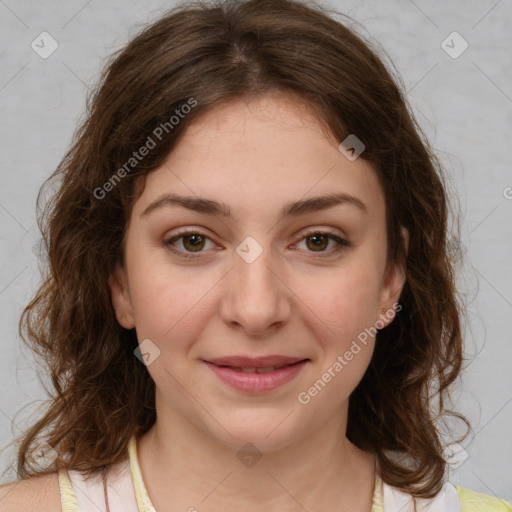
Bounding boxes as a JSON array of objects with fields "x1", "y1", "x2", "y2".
[{"x1": 165, "y1": 230, "x2": 217, "y2": 258}]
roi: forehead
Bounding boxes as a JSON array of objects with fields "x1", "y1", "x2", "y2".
[
  {"x1": 133, "y1": 92, "x2": 385, "y2": 222},
  {"x1": 174, "y1": 91, "x2": 337, "y2": 161}
]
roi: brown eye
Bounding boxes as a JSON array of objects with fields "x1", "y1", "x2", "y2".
[
  {"x1": 305, "y1": 233, "x2": 330, "y2": 251},
  {"x1": 165, "y1": 231, "x2": 216, "y2": 256},
  {"x1": 295, "y1": 231, "x2": 350, "y2": 257},
  {"x1": 182, "y1": 234, "x2": 206, "y2": 252}
]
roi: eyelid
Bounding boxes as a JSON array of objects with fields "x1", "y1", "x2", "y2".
[{"x1": 299, "y1": 227, "x2": 347, "y2": 241}]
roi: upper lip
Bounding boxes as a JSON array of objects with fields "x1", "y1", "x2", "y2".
[{"x1": 204, "y1": 356, "x2": 308, "y2": 368}]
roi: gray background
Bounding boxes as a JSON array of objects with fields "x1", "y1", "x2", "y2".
[{"x1": 0, "y1": 0, "x2": 511, "y2": 503}]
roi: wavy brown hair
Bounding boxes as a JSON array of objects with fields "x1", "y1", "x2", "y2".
[{"x1": 7, "y1": 0, "x2": 469, "y2": 499}]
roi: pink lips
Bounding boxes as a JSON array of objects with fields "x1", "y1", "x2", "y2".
[{"x1": 203, "y1": 355, "x2": 309, "y2": 393}]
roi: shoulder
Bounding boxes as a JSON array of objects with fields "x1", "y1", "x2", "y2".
[
  {"x1": 456, "y1": 485, "x2": 512, "y2": 512},
  {"x1": 0, "y1": 472, "x2": 62, "y2": 512}
]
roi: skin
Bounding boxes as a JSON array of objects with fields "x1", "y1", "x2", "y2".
[{"x1": 109, "y1": 90, "x2": 408, "y2": 512}]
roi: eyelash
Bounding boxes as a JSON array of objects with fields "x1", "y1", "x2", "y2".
[{"x1": 164, "y1": 228, "x2": 350, "y2": 259}]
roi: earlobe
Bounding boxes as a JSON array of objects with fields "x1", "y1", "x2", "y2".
[
  {"x1": 109, "y1": 262, "x2": 135, "y2": 329},
  {"x1": 377, "y1": 226, "x2": 409, "y2": 326},
  {"x1": 401, "y1": 226, "x2": 409, "y2": 257},
  {"x1": 391, "y1": 226, "x2": 408, "y2": 297},
  {"x1": 393, "y1": 226, "x2": 409, "y2": 296}
]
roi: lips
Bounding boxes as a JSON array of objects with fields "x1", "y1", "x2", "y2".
[{"x1": 203, "y1": 355, "x2": 309, "y2": 393}]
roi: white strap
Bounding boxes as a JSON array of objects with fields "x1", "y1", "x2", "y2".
[
  {"x1": 67, "y1": 458, "x2": 139, "y2": 512},
  {"x1": 67, "y1": 469, "x2": 107, "y2": 512},
  {"x1": 382, "y1": 480, "x2": 461, "y2": 511}
]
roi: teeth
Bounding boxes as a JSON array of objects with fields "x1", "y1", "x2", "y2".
[
  {"x1": 256, "y1": 366, "x2": 280, "y2": 374},
  {"x1": 230, "y1": 365, "x2": 287, "y2": 373}
]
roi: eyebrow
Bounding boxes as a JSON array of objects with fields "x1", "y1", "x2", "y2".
[{"x1": 141, "y1": 192, "x2": 367, "y2": 220}]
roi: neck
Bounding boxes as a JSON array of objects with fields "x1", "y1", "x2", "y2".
[{"x1": 136, "y1": 401, "x2": 376, "y2": 512}]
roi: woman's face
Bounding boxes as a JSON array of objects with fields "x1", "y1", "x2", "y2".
[{"x1": 110, "y1": 92, "x2": 406, "y2": 452}]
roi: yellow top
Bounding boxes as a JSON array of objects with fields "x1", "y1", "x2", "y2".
[{"x1": 57, "y1": 436, "x2": 512, "y2": 511}]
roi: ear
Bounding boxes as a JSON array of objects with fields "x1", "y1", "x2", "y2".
[
  {"x1": 109, "y1": 262, "x2": 135, "y2": 329},
  {"x1": 376, "y1": 226, "x2": 408, "y2": 326}
]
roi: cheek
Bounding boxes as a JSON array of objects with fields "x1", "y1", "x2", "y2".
[
  {"x1": 297, "y1": 271, "x2": 378, "y2": 405},
  {"x1": 297, "y1": 262, "x2": 382, "y2": 343},
  {"x1": 126, "y1": 251, "x2": 222, "y2": 352}
]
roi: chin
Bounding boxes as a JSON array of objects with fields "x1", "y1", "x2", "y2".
[{"x1": 199, "y1": 408, "x2": 308, "y2": 454}]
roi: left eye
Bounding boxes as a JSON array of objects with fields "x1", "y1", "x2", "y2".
[{"x1": 294, "y1": 232, "x2": 348, "y2": 253}]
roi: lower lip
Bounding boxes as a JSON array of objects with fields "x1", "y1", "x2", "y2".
[{"x1": 204, "y1": 360, "x2": 308, "y2": 393}]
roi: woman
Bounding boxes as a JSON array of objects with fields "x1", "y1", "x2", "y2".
[{"x1": 1, "y1": 0, "x2": 510, "y2": 510}]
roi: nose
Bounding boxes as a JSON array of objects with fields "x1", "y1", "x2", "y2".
[{"x1": 219, "y1": 243, "x2": 292, "y2": 337}]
